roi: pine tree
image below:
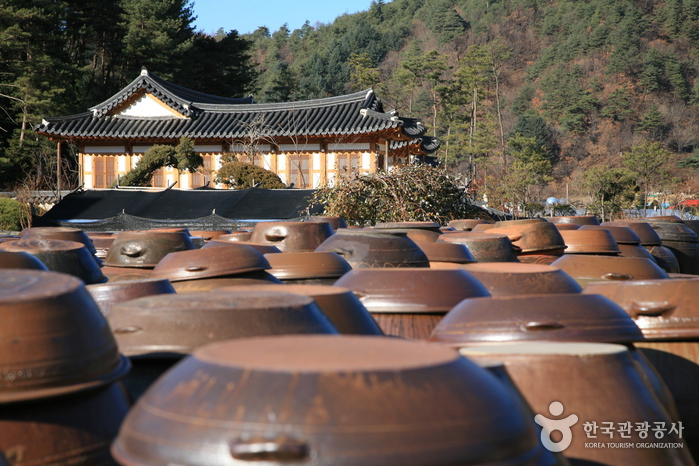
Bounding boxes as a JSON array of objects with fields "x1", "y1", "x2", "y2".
[
  {"x1": 639, "y1": 48, "x2": 664, "y2": 94},
  {"x1": 601, "y1": 86, "x2": 634, "y2": 122},
  {"x1": 119, "y1": 0, "x2": 196, "y2": 78},
  {"x1": 637, "y1": 104, "x2": 666, "y2": 140}
]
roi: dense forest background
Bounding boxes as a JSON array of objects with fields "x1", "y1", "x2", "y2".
[{"x1": 4, "y1": 0, "x2": 699, "y2": 216}]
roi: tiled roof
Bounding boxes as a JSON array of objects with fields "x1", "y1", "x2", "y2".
[{"x1": 35, "y1": 70, "x2": 438, "y2": 154}]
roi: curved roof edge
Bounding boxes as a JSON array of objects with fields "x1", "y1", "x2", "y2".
[{"x1": 89, "y1": 68, "x2": 254, "y2": 118}]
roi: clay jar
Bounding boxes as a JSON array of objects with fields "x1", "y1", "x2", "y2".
[
  {"x1": 216, "y1": 231, "x2": 253, "y2": 242},
  {"x1": 107, "y1": 290, "x2": 338, "y2": 358},
  {"x1": 551, "y1": 255, "x2": 668, "y2": 288},
  {"x1": 447, "y1": 218, "x2": 493, "y2": 231},
  {"x1": 149, "y1": 243, "x2": 279, "y2": 292},
  {"x1": 1, "y1": 383, "x2": 131, "y2": 465},
  {"x1": 603, "y1": 221, "x2": 680, "y2": 273},
  {"x1": 104, "y1": 229, "x2": 195, "y2": 268},
  {"x1": 559, "y1": 228, "x2": 620, "y2": 255},
  {"x1": 647, "y1": 222, "x2": 699, "y2": 275},
  {"x1": 215, "y1": 284, "x2": 383, "y2": 335},
  {"x1": 334, "y1": 268, "x2": 490, "y2": 340},
  {"x1": 112, "y1": 335, "x2": 557, "y2": 466},
  {"x1": 490, "y1": 218, "x2": 567, "y2": 256},
  {"x1": 86, "y1": 278, "x2": 176, "y2": 316},
  {"x1": 249, "y1": 221, "x2": 334, "y2": 252},
  {"x1": 0, "y1": 269, "x2": 129, "y2": 403},
  {"x1": 430, "y1": 293, "x2": 643, "y2": 345},
  {"x1": 437, "y1": 232, "x2": 520, "y2": 262},
  {"x1": 304, "y1": 216, "x2": 348, "y2": 230},
  {"x1": 0, "y1": 250, "x2": 48, "y2": 271},
  {"x1": 20, "y1": 226, "x2": 99, "y2": 257},
  {"x1": 416, "y1": 241, "x2": 477, "y2": 268},
  {"x1": 0, "y1": 239, "x2": 105, "y2": 284},
  {"x1": 547, "y1": 215, "x2": 600, "y2": 226},
  {"x1": 458, "y1": 263, "x2": 582, "y2": 296},
  {"x1": 202, "y1": 240, "x2": 281, "y2": 254},
  {"x1": 460, "y1": 342, "x2": 694, "y2": 465},
  {"x1": 580, "y1": 225, "x2": 654, "y2": 260},
  {"x1": 316, "y1": 229, "x2": 429, "y2": 268},
  {"x1": 584, "y1": 277, "x2": 699, "y2": 455},
  {"x1": 263, "y1": 251, "x2": 351, "y2": 284}
]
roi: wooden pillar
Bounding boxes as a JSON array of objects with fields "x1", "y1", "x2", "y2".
[{"x1": 56, "y1": 141, "x2": 61, "y2": 201}]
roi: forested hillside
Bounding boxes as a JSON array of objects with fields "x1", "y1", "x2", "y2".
[{"x1": 4, "y1": 0, "x2": 699, "y2": 216}]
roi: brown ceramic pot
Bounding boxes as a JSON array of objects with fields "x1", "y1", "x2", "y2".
[
  {"x1": 304, "y1": 216, "x2": 348, "y2": 230},
  {"x1": 371, "y1": 227, "x2": 442, "y2": 243},
  {"x1": 415, "y1": 240, "x2": 477, "y2": 265},
  {"x1": 188, "y1": 230, "x2": 231, "y2": 241},
  {"x1": 0, "y1": 383, "x2": 130, "y2": 465},
  {"x1": 458, "y1": 263, "x2": 582, "y2": 296},
  {"x1": 616, "y1": 243, "x2": 657, "y2": 260},
  {"x1": 430, "y1": 293, "x2": 643, "y2": 345},
  {"x1": 202, "y1": 240, "x2": 281, "y2": 254},
  {"x1": 0, "y1": 239, "x2": 105, "y2": 284},
  {"x1": 459, "y1": 342, "x2": 694, "y2": 465},
  {"x1": 87, "y1": 233, "x2": 116, "y2": 260},
  {"x1": 316, "y1": 229, "x2": 430, "y2": 268},
  {"x1": 0, "y1": 270, "x2": 129, "y2": 403},
  {"x1": 603, "y1": 221, "x2": 663, "y2": 245},
  {"x1": 547, "y1": 215, "x2": 600, "y2": 226},
  {"x1": 107, "y1": 290, "x2": 338, "y2": 358},
  {"x1": 645, "y1": 215, "x2": 685, "y2": 223},
  {"x1": 447, "y1": 219, "x2": 493, "y2": 231},
  {"x1": 373, "y1": 221, "x2": 442, "y2": 232},
  {"x1": 583, "y1": 278, "x2": 699, "y2": 340},
  {"x1": 437, "y1": 232, "x2": 520, "y2": 262},
  {"x1": 216, "y1": 231, "x2": 253, "y2": 242},
  {"x1": 100, "y1": 266, "x2": 153, "y2": 282},
  {"x1": 580, "y1": 225, "x2": 642, "y2": 244},
  {"x1": 648, "y1": 222, "x2": 699, "y2": 275},
  {"x1": 167, "y1": 272, "x2": 283, "y2": 293},
  {"x1": 112, "y1": 335, "x2": 557, "y2": 466},
  {"x1": 551, "y1": 255, "x2": 668, "y2": 287},
  {"x1": 334, "y1": 268, "x2": 490, "y2": 340},
  {"x1": 490, "y1": 219, "x2": 567, "y2": 255},
  {"x1": 87, "y1": 278, "x2": 176, "y2": 316},
  {"x1": 0, "y1": 250, "x2": 48, "y2": 271},
  {"x1": 645, "y1": 244, "x2": 682, "y2": 274},
  {"x1": 553, "y1": 224, "x2": 580, "y2": 231},
  {"x1": 560, "y1": 229, "x2": 621, "y2": 255},
  {"x1": 20, "y1": 226, "x2": 98, "y2": 256},
  {"x1": 249, "y1": 221, "x2": 334, "y2": 252},
  {"x1": 149, "y1": 243, "x2": 271, "y2": 282},
  {"x1": 263, "y1": 251, "x2": 351, "y2": 284},
  {"x1": 215, "y1": 284, "x2": 383, "y2": 335},
  {"x1": 104, "y1": 230, "x2": 195, "y2": 268}
]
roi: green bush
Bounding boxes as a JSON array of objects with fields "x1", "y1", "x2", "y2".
[
  {"x1": 215, "y1": 161, "x2": 286, "y2": 189},
  {"x1": 0, "y1": 197, "x2": 26, "y2": 231}
]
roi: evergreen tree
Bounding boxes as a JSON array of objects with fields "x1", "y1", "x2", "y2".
[
  {"x1": 639, "y1": 48, "x2": 664, "y2": 94},
  {"x1": 600, "y1": 86, "x2": 633, "y2": 122},
  {"x1": 348, "y1": 53, "x2": 381, "y2": 91},
  {"x1": 508, "y1": 115, "x2": 560, "y2": 163},
  {"x1": 0, "y1": 0, "x2": 77, "y2": 187},
  {"x1": 177, "y1": 31, "x2": 256, "y2": 97},
  {"x1": 119, "y1": 0, "x2": 196, "y2": 78},
  {"x1": 637, "y1": 104, "x2": 666, "y2": 140}
]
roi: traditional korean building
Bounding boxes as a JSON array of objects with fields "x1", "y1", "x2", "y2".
[{"x1": 35, "y1": 69, "x2": 438, "y2": 190}]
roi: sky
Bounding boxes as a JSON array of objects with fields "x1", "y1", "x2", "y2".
[{"x1": 191, "y1": 0, "x2": 380, "y2": 35}]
